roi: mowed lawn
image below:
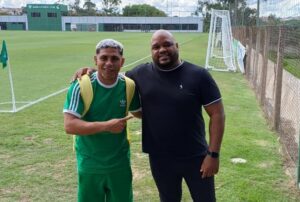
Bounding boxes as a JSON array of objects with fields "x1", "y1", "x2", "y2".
[{"x1": 0, "y1": 31, "x2": 300, "y2": 201}]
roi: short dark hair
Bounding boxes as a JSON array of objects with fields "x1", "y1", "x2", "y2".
[{"x1": 96, "y1": 39, "x2": 124, "y2": 55}]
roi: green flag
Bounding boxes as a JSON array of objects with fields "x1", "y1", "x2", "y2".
[{"x1": 0, "y1": 40, "x2": 8, "y2": 69}]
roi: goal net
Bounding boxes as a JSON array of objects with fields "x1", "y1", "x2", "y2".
[{"x1": 205, "y1": 9, "x2": 236, "y2": 72}]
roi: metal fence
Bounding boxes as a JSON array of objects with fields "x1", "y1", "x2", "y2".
[
  {"x1": 230, "y1": 0, "x2": 300, "y2": 27},
  {"x1": 232, "y1": 25, "x2": 300, "y2": 182}
]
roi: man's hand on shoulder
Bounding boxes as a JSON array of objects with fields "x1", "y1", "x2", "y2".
[{"x1": 70, "y1": 67, "x2": 96, "y2": 83}]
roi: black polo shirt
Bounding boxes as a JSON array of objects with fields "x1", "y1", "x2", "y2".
[{"x1": 126, "y1": 61, "x2": 221, "y2": 158}]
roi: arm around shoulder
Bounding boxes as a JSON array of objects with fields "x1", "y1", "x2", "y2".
[{"x1": 71, "y1": 67, "x2": 97, "y2": 82}]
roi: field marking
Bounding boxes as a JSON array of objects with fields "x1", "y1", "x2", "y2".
[
  {"x1": 123, "y1": 55, "x2": 151, "y2": 68},
  {"x1": 0, "y1": 88, "x2": 69, "y2": 113},
  {"x1": 15, "y1": 87, "x2": 69, "y2": 112},
  {"x1": 0, "y1": 37, "x2": 197, "y2": 113},
  {"x1": 0, "y1": 101, "x2": 32, "y2": 105}
]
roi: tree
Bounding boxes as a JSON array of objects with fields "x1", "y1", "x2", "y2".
[
  {"x1": 84, "y1": 0, "x2": 96, "y2": 11},
  {"x1": 123, "y1": 4, "x2": 167, "y2": 17},
  {"x1": 74, "y1": 0, "x2": 81, "y2": 12},
  {"x1": 68, "y1": 0, "x2": 81, "y2": 15},
  {"x1": 195, "y1": 0, "x2": 256, "y2": 32},
  {"x1": 194, "y1": 1, "x2": 225, "y2": 32},
  {"x1": 243, "y1": 7, "x2": 256, "y2": 26},
  {"x1": 102, "y1": 0, "x2": 121, "y2": 16},
  {"x1": 265, "y1": 14, "x2": 281, "y2": 26},
  {"x1": 68, "y1": 0, "x2": 96, "y2": 16}
]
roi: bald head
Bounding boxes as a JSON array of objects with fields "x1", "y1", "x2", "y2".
[
  {"x1": 151, "y1": 29, "x2": 176, "y2": 43},
  {"x1": 150, "y1": 29, "x2": 180, "y2": 70}
]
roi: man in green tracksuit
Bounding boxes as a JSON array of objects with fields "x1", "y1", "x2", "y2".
[{"x1": 63, "y1": 39, "x2": 141, "y2": 202}]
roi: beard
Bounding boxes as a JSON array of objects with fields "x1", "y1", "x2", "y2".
[{"x1": 154, "y1": 51, "x2": 179, "y2": 70}]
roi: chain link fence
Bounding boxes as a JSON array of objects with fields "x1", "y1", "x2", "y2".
[
  {"x1": 232, "y1": 24, "x2": 300, "y2": 181},
  {"x1": 230, "y1": 0, "x2": 300, "y2": 183},
  {"x1": 229, "y1": 0, "x2": 300, "y2": 27}
]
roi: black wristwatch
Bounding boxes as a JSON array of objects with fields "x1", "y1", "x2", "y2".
[{"x1": 207, "y1": 150, "x2": 219, "y2": 158}]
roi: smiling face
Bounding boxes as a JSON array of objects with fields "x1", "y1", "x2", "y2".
[
  {"x1": 94, "y1": 47, "x2": 125, "y2": 85},
  {"x1": 151, "y1": 30, "x2": 180, "y2": 70}
]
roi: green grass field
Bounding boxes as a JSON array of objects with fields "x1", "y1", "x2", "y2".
[{"x1": 0, "y1": 31, "x2": 300, "y2": 201}]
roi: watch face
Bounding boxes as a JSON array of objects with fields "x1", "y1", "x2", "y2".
[
  {"x1": 207, "y1": 151, "x2": 219, "y2": 158},
  {"x1": 211, "y1": 152, "x2": 219, "y2": 158}
]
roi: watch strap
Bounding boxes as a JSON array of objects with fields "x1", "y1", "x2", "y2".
[{"x1": 207, "y1": 150, "x2": 219, "y2": 158}]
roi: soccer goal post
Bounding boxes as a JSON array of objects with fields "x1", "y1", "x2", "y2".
[{"x1": 205, "y1": 9, "x2": 236, "y2": 72}]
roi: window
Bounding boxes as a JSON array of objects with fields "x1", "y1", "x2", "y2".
[
  {"x1": 0, "y1": 22, "x2": 7, "y2": 30},
  {"x1": 104, "y1": 24, "x2": 123, "y2": 32},
  {"x1": 123, "y1": 24, "x2": 141, "y2": 30},
  {"x1": 31, "y1": 12, "x2": 40, "y2": 17},
  {"x1": 48, "y1": 13, "x2": 57, "y2": 18},
  {"x1": 149, "y1": 24, "x2": 161, "y2": 30}
]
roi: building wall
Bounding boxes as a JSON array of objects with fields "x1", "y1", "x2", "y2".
[
  {"x1": 26, "y1": 4, "x2": 67, "y2": 31},
  {"x1": 62, "y1": 16, "x2": 203, "y2": 32},
  {"x1": 0, "y1": 15, "x2": 27, "y2": 30},
  {"x1": 6, "y1": 22, "x2": 25, "y2": 30},
  {"x1": 0, "y1": 4, "x2": 203, "y2": 32}
]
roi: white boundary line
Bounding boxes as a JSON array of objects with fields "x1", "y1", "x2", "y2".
[
  {"x1": 0, "y1": 37, "x2": 196, "y2": 113},
  {"x1": 0, "y1": 87, "x2": 69, "y2": 113},
  {"x1": 122, "y1": 55, "x2": 151, "y2": 68},
  {"x1": 0, "y1": 101, "x2": 31, "y2": 105},
  {"x1": 15, "y1": 87, "x2": 69, "y2": 112}
]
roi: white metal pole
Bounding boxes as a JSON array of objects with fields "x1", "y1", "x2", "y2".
[
  {"x1": 205, "y1": 9, "x2": 215, "y2": 69},
  {"x1": 227, "y1": 10, "x2": 236, "y2": 71},
  {"x1": 7, "y1": 59, "x2": 16, "y2": 112}
]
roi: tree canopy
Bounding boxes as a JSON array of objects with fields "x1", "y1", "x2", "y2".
[
  {"x1": 194, "y1": 0, "x2": 257, "y2": 32},
  {"x1": 68, "y1": 0, "x2": 121, "y2": 16},
  {"x1": 101, "y1": 0, "x2": 121, "y2": 16},
  {"x1": 123, "y1": 4, "x2": 167, "y2": 17}
]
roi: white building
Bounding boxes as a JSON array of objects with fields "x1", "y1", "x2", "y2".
[
  {"x1": 0, "y1": 14, "x2": 203, "y2": 32},
  {"x1": 62, "y1": 16, "x2": 203, "y2": 32}
]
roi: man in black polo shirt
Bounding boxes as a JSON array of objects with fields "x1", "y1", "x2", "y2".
[
  {"x1": 74, "y1": 29, "x2": 225, "y2": 202},
  {"x1": 126, "y1": 30, "x2": 225, "y2": 202}
]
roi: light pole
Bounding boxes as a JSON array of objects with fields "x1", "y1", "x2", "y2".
[
  {"x1": 256, "y1": 0, "x2": 260, "y2": 26},
  {"x1": 234, "y1": 0, "x2": 238, "y2": 26}
]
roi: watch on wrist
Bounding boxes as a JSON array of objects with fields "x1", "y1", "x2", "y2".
[{"x1": 207, "y1": 150, "x2": 219, "y2": 158}]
